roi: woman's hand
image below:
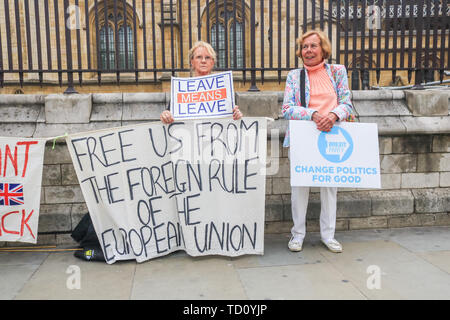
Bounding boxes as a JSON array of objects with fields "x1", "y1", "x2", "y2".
[
  {"x1": 312, "y1": 112, "x2": 338, "y2": 132},
  {"x1": 160, "y1": 110, "x2": 174, "y2": 124},
  {"x1": 233, "y1": 106, "x2": 243, "y2": 120}
]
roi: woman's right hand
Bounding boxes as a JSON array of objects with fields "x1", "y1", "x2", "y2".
[
  {"x1": 160, "y1": 110, "x2": 174, "y2": 124},
  {"x1": 312, "y1": 112, "x2": 336, "y2": 132}
]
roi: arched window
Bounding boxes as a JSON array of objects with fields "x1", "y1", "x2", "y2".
[
  {"x1": 91, "y1": 2, "x2": 136, "y2": 71},
  {"x1": 208, "y1": 3, "x2": 246, "y2": 69}
]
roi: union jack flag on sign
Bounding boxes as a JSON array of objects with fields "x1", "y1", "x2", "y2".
[{"x1": 0, "y1": 183, "x2": 25, "y2": 206}]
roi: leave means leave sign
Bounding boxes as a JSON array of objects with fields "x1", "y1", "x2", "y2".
[{"x1": 170, "y1": 71, "x2": 235, "y2": 120}]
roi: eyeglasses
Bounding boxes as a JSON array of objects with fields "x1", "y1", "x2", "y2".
[
  {"x1": 194, "y1": 55, "x2": 213, "y2": 61},
  {"x1": 302, "y1": 43, "x2": 320, "y2": 50}
]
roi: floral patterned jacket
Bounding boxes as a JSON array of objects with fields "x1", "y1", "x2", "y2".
[{"x1": 281, "y1": 63, "x2": 354, "y2": 147}]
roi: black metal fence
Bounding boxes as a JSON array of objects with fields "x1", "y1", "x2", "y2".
[{"x1": 0, "y1": 0, "x2": 448, "y2": 92}]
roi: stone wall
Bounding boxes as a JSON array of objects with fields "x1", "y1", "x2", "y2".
[{"x1": 0, "y1": 89, "x2": 449, "y2": 246}]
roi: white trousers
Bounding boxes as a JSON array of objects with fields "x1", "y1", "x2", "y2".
[{"x1": 290, "y1": 186, "x2": 337, "y2": 241}]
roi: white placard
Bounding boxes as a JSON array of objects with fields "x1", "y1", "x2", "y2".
[
  {"x1": 66, "y1": 118, "x2": 266, "y2": 264},
  {"x1": 170, "y1": 71, "x2": 235, "y2": 120},
  {"x1": 289, "y1": 121, "x2": 381, "y2": 188},
  {"x1": 0, "y1": 137, "x2": 46, "y2": 243}
]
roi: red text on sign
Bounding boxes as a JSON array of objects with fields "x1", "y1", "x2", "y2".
[
  {"x1": 0, "y1": 209, "x2": 35, "y2": 239},
  {"x1": 0, "y1": 141, "x2": 39, "y2": 177}
]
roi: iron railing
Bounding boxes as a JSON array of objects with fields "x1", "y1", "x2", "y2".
[{"x1": 0, "y1": 0, "x2": 448, "y2": 92}]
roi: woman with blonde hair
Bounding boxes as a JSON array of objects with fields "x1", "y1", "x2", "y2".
[
  {"x1": 160, "y1": 41, "x2": 242, "y2": 124},
  {"x1": 282, "y1": 30, "x2": 354, "y2": 253}
]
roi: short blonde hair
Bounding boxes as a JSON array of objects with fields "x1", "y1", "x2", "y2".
[
  {"x1": 189, "y1": 41, "x2": 216, "y2": 65},
  {"x1": 296, "y1": 30, "x2": 332, "y2": 61}
]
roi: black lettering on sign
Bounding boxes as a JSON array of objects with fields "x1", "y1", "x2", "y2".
[
  {"x1": 101, "y1": 228, "x2": 115, "y2": 262},
  {"x1": 71, "y1": 137, "x2": 88, "y2": 171},
  {"x1": 148, "y1": 126, "x2": 168, "y2": 157},
  {"x1": 244, "y1": 156, "x2": 259, "y2": 191},
  {"x1": 128, "y1": 229, "x2": 144, "y2": 256},
  {"x1": 176, "y1": 160, "x2": 203, "y2": 193},
  {"x1": 240, "y1": 120, "x2": 259, "y2": 153},
  {"x1": 168, "y1": 122, "x2": 184, "y2": 154},
  {"x1": 148, "y1": 123, "x2": 184, "y2": 158},
  {"x1": 161, "y1": 161, "x2": 176, "y2": 194},
  {"x1": 80, "y1": 173, "x2": 124, "y2": 205},
  {"x1": 113, "y1": 228, "x2": 128, "y2": 255},
  {"x1": 119, "y1": 228, "x2": 130, "y2": 255},
  {"x1": 99, "y1": 133, "x2": 120, "y2": 167},
  {"x1": 71, "y1": 131, "x2": 137, "y2": 172},
  {"x1": 178, "y1": 193, "x2": 201, "y2": 226},
  {"x1": 226, "y1": 122, "x2": 239, "y2": 155},
  {"x1": 208, "y1": 158, "x2": 247, "y2": 194},
  {"x1": 80, "y1": 176, "x2": 99, "y2": 203},
  {"x1": 192, "y1": 222, "x2": 258, "y2": 253},
  {"x1": 118, "y1": 129, "x2": 137, "y2": 163},
  {"x1": 126, "y1": 167, "x2": 142, "y2": 201},
  {"x1": 140, "y1": 225, "x2": 153, "y2": 257},
  {"x1": 166, "y1": 221, "x2": 184, "y2": 249},
  {"x1": 100, "y1": 221, "x2": 186, "y2": 261},
  {"x1": 210, "y1": 122, "x2": 226, "y2": 157},
  {"x1": 153, "y1": 222, "x2": 167, "y2": 254}
]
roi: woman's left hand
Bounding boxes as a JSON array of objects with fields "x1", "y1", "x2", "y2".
[
  {"x1": 233, "y1": 106, "x2": 243, "y2": 120},
  {"x1": 314, "y1": 112, "x2": 338, "y2": 132}
]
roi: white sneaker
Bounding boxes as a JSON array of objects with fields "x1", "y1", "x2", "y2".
[
  {"x1": 321, "y1": 238, "x2": 343, "y2": 253},
  {"x1": 288, "y1": 235, "x2": 303, "y2": 252}
]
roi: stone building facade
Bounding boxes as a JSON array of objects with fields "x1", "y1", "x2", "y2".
[{"x1": 0, "y1": 0, "x2": 448, "y2": 94}]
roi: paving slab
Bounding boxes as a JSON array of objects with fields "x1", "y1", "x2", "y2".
[
  {"x1": 230, "y1": 233, "x2": 324, "y2": 268},
  {"x1": 14, "y1": 252, "x2": 136, "y2": 300},
  {"x1": 417, "y1": 251, "x2": 450, "y2": 274},
  {"x1": 386, "y1": 226, "x2": 450, "y2": 252},
  {"x1": 315, "y1": 226, "x2": 450, "y2": 253},
  {"x1": 319, "y1": 240, "x2": 450, "y2": 300},
  {"x1": 0, "y1": 264, "x2": 42, "y2": 299},
  {"x1": 236, "y1": 263, "x2": 366, "y2": 300},
  {"x1": 0, "y1": 252, "x2": 49, "y2": 300},
  {"x1": 131, "y1": 253, "x2": 247, "y2": 300}
]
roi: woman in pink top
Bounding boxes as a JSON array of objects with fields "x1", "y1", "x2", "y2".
[{"x1": 282, "y1": 30, "x2": 354, "y2": 253}]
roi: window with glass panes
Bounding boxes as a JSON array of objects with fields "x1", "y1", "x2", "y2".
[
  {"x1": 210, "y1": 7, "x2": 244, "y2": 69},
  {"x1": 98, "y1": 12, "x2": 134, "y2": 70}
]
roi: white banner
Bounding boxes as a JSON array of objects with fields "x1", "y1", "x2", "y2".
[
  {"x1": 66, "y1": 118, "x2": 266, "y2": 264},
  {"x1": 289, "y1": 121, "x2": 381, "y2": 188},
  {"x1": 0, "y1": 137, "x2": 46, "y2": 243},
  {"x1": 170, "y1": 71, "x2": 235, "y2": 120}
]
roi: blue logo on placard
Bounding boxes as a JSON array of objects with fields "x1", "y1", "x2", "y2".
[{"x1": 318, "y1": 126, "x2": 353, "y2": 163}]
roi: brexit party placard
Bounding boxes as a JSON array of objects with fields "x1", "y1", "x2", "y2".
[
  {"x1": 289, "y1": 121, "x2": 381, "y2": 188},
  {"x1": 171, "y1": 71, "x2": 235, "y2": 120},
  {"x1": 0, "y1": 137, "x2": 46, "y2": 243},
  {"x1": 66, "y1": 118, "x2": 266, "y2": 264}
]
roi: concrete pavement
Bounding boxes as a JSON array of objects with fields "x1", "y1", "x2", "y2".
[{"x1": 1, "y1": 226, "x2": 450, "y2": 300}]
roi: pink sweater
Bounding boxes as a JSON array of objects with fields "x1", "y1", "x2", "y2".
[{"x1": 305, "y1": 60, "x2": 337, "y2": 116}]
